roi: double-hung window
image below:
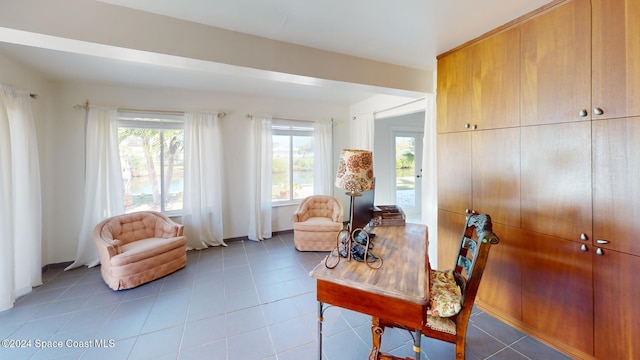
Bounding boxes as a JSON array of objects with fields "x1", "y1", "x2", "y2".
[
  {"x1": 272, "y1": 121, "x2": 315, "y2": 203},
  {"x1": 117, "y1": 111, "x2": 184, "y2": 215}
]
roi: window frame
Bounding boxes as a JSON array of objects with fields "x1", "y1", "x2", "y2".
[
  {"x1": 271, "y1": 121, "x2": 315, "y2": 206},
  {"x1": 117, "y1": 111, "x2": 185, "y2": 216}
]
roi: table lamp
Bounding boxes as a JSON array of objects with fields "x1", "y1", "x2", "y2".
[{"x1": 334, "y1": 149, "x2": 375, "y2": 263}]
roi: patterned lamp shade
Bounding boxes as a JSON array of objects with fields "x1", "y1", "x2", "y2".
[{"x1": 335, "y1": 149, "x2": 375, "y2": 193}]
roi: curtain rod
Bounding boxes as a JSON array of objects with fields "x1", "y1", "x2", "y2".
[
  {"x1": 0, "y1": 83, "x2": 38, "y2": 99},
  {"x1": 73, "y1": 100, "x2": 226, "y2": 118},
  {"x1": 246, "y1": 113, "x2": 313, "y2": 123}
]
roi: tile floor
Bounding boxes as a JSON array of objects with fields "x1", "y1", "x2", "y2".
[{"x1": 0, "y1": 232, "x2": 571, "y2": 360}]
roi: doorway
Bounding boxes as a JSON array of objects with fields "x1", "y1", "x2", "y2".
[{"x1": 393, "y1": 130, "x2": 423, "y2": 219}]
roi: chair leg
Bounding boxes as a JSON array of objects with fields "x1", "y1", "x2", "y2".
[
  {"x1": 455, "y1": 338, "x2": 465, "y2": 360},
  {"x1": 370, "y1": 317, "x2": 385, "y2": 360}
]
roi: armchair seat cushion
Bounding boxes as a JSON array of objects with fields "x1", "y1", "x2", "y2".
[
  {"x1": 293, "y1": 217, "x2": 343, "y2": 232},
  {"x1": 111, "y1": 236, "x2": 187, "y2": 266}
]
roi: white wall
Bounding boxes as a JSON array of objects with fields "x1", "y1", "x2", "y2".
[{"x1": 41, "y1": 82, "x2": 351, "y2": 264}]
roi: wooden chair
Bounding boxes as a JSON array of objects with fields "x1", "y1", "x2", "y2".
[{"x1": 370, "y1": 213, "x2": 499, "y2": 360}]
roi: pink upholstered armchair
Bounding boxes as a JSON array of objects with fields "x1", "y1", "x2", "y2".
[
  {"x1": 293, "y1": 195, "x2": 344, "y2": 251},
  {"x1": 93, "y1": 211, "x2": 187, "y2": 290}
]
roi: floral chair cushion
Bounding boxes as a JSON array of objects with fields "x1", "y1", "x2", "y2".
[{"x1": 427, "y1": 269, "x2": 462, "y2": 318}]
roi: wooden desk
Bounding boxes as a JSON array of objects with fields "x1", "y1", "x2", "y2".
[{"x1": 310, "y1": 224, "x2": 429, "y2": 359}]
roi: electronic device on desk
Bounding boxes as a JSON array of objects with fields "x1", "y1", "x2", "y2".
[{"x1": 351, "y1": 187, "x2": 376, "y2": 240}]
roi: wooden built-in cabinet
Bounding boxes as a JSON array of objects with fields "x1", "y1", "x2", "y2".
[
  {"x1": 593, "y1": 249, "x2": 640, "y2": 360},
  {"x1": 591, "y1": 0, "x2": 640, "y2": 120},
  {"x1": 520, "y1": 0, "x2": 591, "y2": 125},
  {"x1": 437, "y1": 128, "x2": 520, "y2": 228},
  {"x1": 520, "y1": 230, "x2": 593, "y2": 357},
  {"x1": 436, "y1": 0, "x2": 640, "y2": 358},
  {"x1": 592, "y1": 117, "x2": 640, "y2": 257},
  {"x1": 436, "y1": 26, "x2": 520, "y2": 133},
  {"x1": 520, "y1": 122, "x2": 592, "y2": 242}
]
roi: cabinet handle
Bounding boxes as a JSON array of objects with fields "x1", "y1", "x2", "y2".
[
  {"x1": 579, "y1": 109, "x2": 588, "y2": 117},
  {"x1": 464, "y1": 123, "x2": 470, "y2": 129},
  {"x1": 580, "y1": 233, "x2": 588, "y2": 241},
  {"x1": 593, "y1": 107, "x2": 604, "y2": 115},
  {"x1": 596, "y1": 239, "x2": 609, "y2": 244},
  {"x1": 596, "y1": 248, "x2": 604, "y2": 256},
  {"x1": 471, "y1": 124, "x2": 478, "y2": 130},
  {"x1": 580, "y1": 244, "x2": 588, "y2": 252}
]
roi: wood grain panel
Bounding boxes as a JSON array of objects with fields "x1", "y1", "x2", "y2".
[
  {"x1": 521, "y1": 230, "x2": 593, "y2": 355},
  {"x1": 476, "y1": 223, "x2": 522, "y2": 322},
  {"x1": 594, "y1": 249, "x2": 640, "y2": 359},
  {"x1": 470, "y1": 27, "x2": 520, "y2": 130},
  {"x1": 520, "y1": 122, "x2": 592, "y2": 241},
  {"x1": 471, "y1": 128, "x2": 521, "y2": 227},
  {"x1": 436, "y1": 48, "x2": 472, "y2": 133},
  {"x1": 592, "y1": 0, "x2": 640, "y2": 119},
  {"x1": 436, "y1": 210, "x2": 466, "y2": 270},
  {"x1": 592, "y1": 117, "x2": 640, "y2": 256},
  {"x1": 520, "y1": 0, "x2": 591, "y2": 125},
  {"x1": 437, "y1": 132, "x2": 472, "y2": 215}
]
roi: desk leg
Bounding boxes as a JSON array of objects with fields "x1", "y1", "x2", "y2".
[
  {"x1": 318, "y1": 301, "x2": 324, "y2": 360},
  {"x1": 413, "y1": 329, "x2": 421, "y2": 359}
]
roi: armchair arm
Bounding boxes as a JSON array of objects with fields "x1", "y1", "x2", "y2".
[
  {"x1": 293, "y1": 208, "x2": 310, "y2": 222},
  {"x1": 153, "y1": 214, "x2": 184, "y2": 238}
]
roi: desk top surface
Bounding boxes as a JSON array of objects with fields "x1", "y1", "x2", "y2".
[{"x1": 310, "y1": 223, "x2": 429, "y2": 304}]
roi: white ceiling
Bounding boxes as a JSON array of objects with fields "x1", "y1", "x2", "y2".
[{"x1": 0, "y1": 0, "x2": 552, "y2": 104}]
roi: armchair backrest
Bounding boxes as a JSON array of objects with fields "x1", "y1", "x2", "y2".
[
  {"x1": 97, "y1": 211, "x2": 183, "y2": 245},
  {"x1": 295, "y1": 195, "x2": 343, "y2": 223}
]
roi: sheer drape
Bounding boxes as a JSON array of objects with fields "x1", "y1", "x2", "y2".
[
  {"x1": 351, "y1": 113, "x2": 374, "y2": 150},
  {"x1": 0, "y1": 86, "x2": 42, "y2": 311},
  {"x1": 247, "y1": 115, "x2": 272, "y2": 241},
  {"x1": 66, "y1": 106, "x2": 124, "y2": 270},
  {"x1": 313, "y1": 120, "x2": 333, "y2": 195},
  {"x1": 421, "y1": 94, "x2": 438, "y2": 267},
  {"x1": 182, "y1": 111, "x2": 226, "y2": 249}
]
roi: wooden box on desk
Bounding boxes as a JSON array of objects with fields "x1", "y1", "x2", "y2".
[{"x1": 373, "y1": 205, "x2": 406, "y2": 226}]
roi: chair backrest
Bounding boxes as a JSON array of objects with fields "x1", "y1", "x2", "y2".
[
  {"x1": 453, "y1": 213, "x2": 499, "y2": 313},
  {"x1": 297, "y1": 195, "x2": 343, "y2": 222}
]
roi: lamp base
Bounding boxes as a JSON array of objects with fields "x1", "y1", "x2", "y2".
[{"x1": 324, "y1": 192, "x2": 382, "y2": 269}]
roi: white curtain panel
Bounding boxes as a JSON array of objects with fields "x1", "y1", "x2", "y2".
[
  {"x1": 66, "y1": 106, "x2": 124, "y2": 270},
  {"x1": 0, "y1": 86, "x2": 42, "y2": 311},
  {"x1": 183, "y1": 111, "x2": 226, "y2": 249},
  {"x1": 351, "y1": 113, "x2": 374, "y2": 150},
  {"x1": 421, "y1": 94, "x2": 439, "y2": 268},
  {"x1": 313, "y1": 120, "x2": 333, "y2": 195},
  {"x1": 247, "y1": 115, "x2": 272, "y2": 241}
]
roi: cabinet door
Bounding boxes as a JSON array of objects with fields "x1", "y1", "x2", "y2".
[
  {"x1": 593, "y1": 117, "x2": 640, "y2": 256},
  {"x1": 470, "y1": 27, "x2": 520, "y2": 130},
  {"x1": 592, "y1": 0, "x2": 640, "y2": 119},
  {"x1": 471, "y1": 128, "x2": 520, "y2": 227},
  {"x1": 521, "y1": 122, "x2": 592, "y2": 242},
  {"x1": 436, "y1": 210, "x2": 467, "y2": 270},
  {"x1": 436, "y1": 47, "x2": 472, "y2": 133},
  {"x1": 594, "y1": 249, "x2": 640, "y2": 360},
  {"x1": 521, "y1": 231, "x2": 593, "y2": 356},
  {"x1": 437, "y1": 132, "x2": 472, "y2": 214},
  {"x1": 520, "y1": 0, "x2": 591, "y2": 125},
  {"x1": 476, "y1": 223, "x2": 522, "y2": 323}
]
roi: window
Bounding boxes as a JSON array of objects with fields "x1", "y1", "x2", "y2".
[
  {"x1": 272, "y1": 122, "x2": 315, "y2": 203},
  {"x1": 118, "y1": 111, "x2": 184, "y2": 214}
]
